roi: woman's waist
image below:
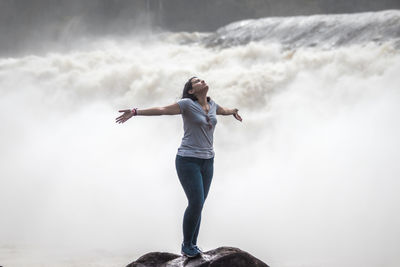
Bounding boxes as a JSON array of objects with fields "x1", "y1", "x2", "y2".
[{"x1": 177, "y1": 145, "x2": 215, "y2": 159}]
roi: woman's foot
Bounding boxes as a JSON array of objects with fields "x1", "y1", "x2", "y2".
[
  {"x1": 193, "y1": 245, "x2": 203, "y2": 253},
  {"x1": 181, "y1": 243, "x2": 201, "y2": 258}
]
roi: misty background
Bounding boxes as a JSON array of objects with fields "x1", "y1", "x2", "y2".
[
  {"x1": 1, "y1": 1, "x2": 400, "y2": 267},
  {"x1": 1, "y1": 0, "x2": 400, "y2": 56}
]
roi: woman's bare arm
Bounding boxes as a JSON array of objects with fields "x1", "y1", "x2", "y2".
[
  {"x1": 217, "y1": 106, "x2": 242, "y2": 122},
  {"x1": 116, "y1": 103, "x2": 181, "y2": 123},
  {"x1": 137, "y1": 103, "x2": 181, "y2": 116}
]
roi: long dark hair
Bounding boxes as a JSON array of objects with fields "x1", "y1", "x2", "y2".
[{"x1": 181, "y1": 76, "x2": 210, "y2": 102}]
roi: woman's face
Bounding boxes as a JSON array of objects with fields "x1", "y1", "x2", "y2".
[{"x1": 189, "y1": 77, "x2": 208, "y2": 95}]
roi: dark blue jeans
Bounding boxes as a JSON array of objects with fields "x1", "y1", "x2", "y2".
[{"x1": 175, "y1": 155, "x2": 214, "y2": 246}]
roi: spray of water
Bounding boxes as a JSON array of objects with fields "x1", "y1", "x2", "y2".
[{"x1": 0, "y1": 33, "x2": 399, "y2": 267}]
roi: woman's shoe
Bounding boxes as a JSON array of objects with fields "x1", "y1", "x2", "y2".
[
  {"x1": 193, "y1": 245, "x2": 203, "y2": 253},
  {"x1": 181, "y1": 243, "x2": 201, "y2": 258}
]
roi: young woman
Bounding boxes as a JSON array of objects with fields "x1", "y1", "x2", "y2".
[{"x1": 116, "y1": 77, "x2": 242, "y2": 258}]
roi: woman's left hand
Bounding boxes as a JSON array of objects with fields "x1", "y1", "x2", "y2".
[{"x1": 233, "y1": 109, "x2": 242, "y2": 122}]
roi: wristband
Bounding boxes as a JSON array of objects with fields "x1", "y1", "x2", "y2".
[{"x1": 132, "y1": 108, "x2": 138, "y2": 116}]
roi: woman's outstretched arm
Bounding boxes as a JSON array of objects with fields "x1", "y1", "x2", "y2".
[
  {"x1": 217, "y1": 106, "x2": 242, "y2": 122},
  {"x1": 115, "y1": 103, "x2": 181, "y2": 124}
]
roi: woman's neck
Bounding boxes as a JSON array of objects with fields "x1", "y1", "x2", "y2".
[{"x1": 196, "y1": 95, "x2": 208, "y2": 106}]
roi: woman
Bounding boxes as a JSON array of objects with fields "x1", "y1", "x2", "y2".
[{"x1": 116, "y1": 77, "x2": 242, "y2": 258}]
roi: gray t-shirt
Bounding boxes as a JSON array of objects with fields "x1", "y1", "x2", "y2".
[{"x1": 177, "y1": 98, "x2": 219, "y2": 159}]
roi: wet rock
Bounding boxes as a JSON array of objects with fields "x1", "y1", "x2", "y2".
[{"x1": 126, "y1": 246, "x2": 269, "y2": 267}]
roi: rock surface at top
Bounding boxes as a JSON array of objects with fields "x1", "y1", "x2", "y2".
[{"x1": 126, "y1": 246, "x2": 269, "y2": 267}]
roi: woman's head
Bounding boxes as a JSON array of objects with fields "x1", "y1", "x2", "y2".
[{"x1": 182, "y1": 76, "x2": 210, "y2": 102}]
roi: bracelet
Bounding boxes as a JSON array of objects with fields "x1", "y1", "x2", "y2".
[{"x1": 132, "y1": 108, "x2": 138, "y2": 116}]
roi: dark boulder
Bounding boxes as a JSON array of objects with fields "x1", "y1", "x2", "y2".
[{"x1": 126, "y1": 246, "x2": 269, "y2": 267}]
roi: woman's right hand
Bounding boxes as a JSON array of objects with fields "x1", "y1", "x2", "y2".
[{"x1": 116, "y1": 109, "x2": 134, "y2": 124}]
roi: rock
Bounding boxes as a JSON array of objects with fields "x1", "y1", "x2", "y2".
[{"x1": 126, "y1": 246, "x2": 269, "y2": 267}]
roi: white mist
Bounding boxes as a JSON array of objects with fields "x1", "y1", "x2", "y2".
[{"x1": 0, "y1": 35, "x2": 399, "y2": 267}]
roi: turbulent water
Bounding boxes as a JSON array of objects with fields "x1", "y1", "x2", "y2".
[
  {"x1": 1, "y1": 10, "x2": 400, "y2": 267},
  {"x1": 203, "y1": 10, "x2": 400, "y2": 49}
]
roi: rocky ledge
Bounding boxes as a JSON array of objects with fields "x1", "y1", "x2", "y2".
[{"x1": 126, "y1": 246, "x2": 269, "y2": 267}]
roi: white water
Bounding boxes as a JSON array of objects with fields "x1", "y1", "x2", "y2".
[
  {"x1": 205, "y1": 10, "x2": 400, "y2": 49},
  {"x1": 1, "y1": 31, "x2": 400, "y2": 267}
]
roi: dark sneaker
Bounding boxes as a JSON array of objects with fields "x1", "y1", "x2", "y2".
[
  {"x1": 181, "y1": 243, "x2": 201, "y2": 258},
  {"x1": 193, "y1": 245, "x2": 203, "y2": 253}
]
